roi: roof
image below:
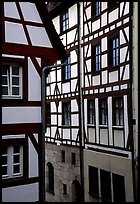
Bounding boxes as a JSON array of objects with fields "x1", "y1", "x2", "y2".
[{"x1": 2, "y1": 1, "x2": 67, "y2": 62}]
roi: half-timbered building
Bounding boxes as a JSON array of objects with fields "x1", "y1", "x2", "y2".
[
  {"x1": 46, "y1": 2, "x2": 137, "y2": 202},
  {"x1": 2, "y1": 1, "x2": 66, "y2": 202}
]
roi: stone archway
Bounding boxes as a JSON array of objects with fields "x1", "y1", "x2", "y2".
[{"x1": 72, "y1": 179, "x2": 82, "y2": 202}]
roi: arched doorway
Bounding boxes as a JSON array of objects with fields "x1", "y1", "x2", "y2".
[{"x1": 72, "y1": 179, "x2": 82, "y2": 202}]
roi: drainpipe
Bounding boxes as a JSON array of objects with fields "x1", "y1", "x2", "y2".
[
  {"x1": 40, "y1": 61, "x2": 67, "y2": 202},
  {"x1": 77, "y1": 2, "x2": 85, "y2": 202},
  {"x1": 129, "y1": 2, "x2": 137, "y2": 202}
]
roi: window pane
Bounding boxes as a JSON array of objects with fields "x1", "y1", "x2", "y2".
[
  {"x1": 13, "y1": 164, "x2": 20, "y2": 174},
  {"x1": 2, "y1": 87, "x2": 8, "y2": 95},
  {"x1": 2, "y1": 166, "x2": 7, "y2": 176},
  {"x1": 12, "y1": 77, "x2": 19, "y2": 85},
  {"x1": 2, "y1": 155, "x2": 7, "y2": 165},
  {"x1": 89, "y1": 166, "x2": 99, "y2": 197},
  {"x1": 12, "y1": 87, "x2": 19, "y2": 95},
  {"x1": 2, "y1": 65, "x2": 9, "y2": 74},
  {"x1": 100, "y1": 169, "x2": 111, "y2": 202},
  {"x1": 14, "y1": 146, "x2": 20, "y2": 153},
  {"x1": 14, "y1": 155, "x2": 20, "y2": 163},
  {"x1": 2, "y1": 76, "x2": 8, "y2": 85},
  {"x1": 113, "y1": 173, "x2": 126, "y2": 202},
  {"x1": 12, "y1": 67, "x2": 19, "y2": 75},
  {"x1": 2, "y1": 146, "x2": 7, "y2": 154}
]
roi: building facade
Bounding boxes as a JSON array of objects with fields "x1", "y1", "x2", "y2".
[
  {"x1": 2, "y1": 1, "x2": 66, "y2": 202},
  {"x1": 46, "y1": 2, "x2": 138, "y2": 202}
]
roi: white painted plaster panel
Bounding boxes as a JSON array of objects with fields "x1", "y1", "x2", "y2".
[
  {"x1": 2, "y1": 183, "x2": 39, "y2": 202},
  {"x1": 100, "y1": 128, "x2": 108, "y2": 145},
  {"x1": 61, "y1": 34, "x2": 67, "y2": 47},
  {"x1": 71, "y1": 79, "x2": 77, "y2": 92},
  {"x1": 71, "y1": 50, "x2": 77, "y2": 63},
  {"x1": 109, "y1": 9, "x2": 118, "y2": 23},
  {"x1": 51, "y1": 102, "x2": 57, "y2": 113},
  {"x1": 51, "y1": 127, "x2": 56, "y2": 138},
  {"x1": 86, "y1": 59, "x2": 91, "y2": 72},
  {"x1": 71, "y1": 100, "x2": 78, "y2": 112},
  {"x1": 35, "y1": 57, "x2": 41, "y2": 66},
  {"x1": 63, "y1": 129, "x2": 70, "y2": 140},
  {"x1": 101, "y1": 37, "x2": 107, "y2": 52},
  {"x1": 51, "y1": 115, "x2": 57, "y2": 125},
  {"x1": 108, "y1": 97, "x2": 113, "y2": 146},
  {"x1": 2, "y1": 107, "x2": 41, "y2": 124},
  {"x1": 109, "y1": 71, "x2": 118, "y2": 83},
  {"x1": 58, "y1": 115, "x2": 61, "y2": 126},
  {"x1": 85, "y1": 76, "x2": 90, "y2": 87},
  {"x1": 85, "y1": 22, "x2": 91, "y2": 36},
  {"x1": 106, "y1": 87, "x2": 111, "y2": 92},
  {"x1": 29, "y1": 137, "x2": 38, "y2": 178},
  {"x1": 101, "y1": 54, "x2": 107, "y2": 68},
  {"x1": 120, "y1": 47, "x2": 128, "y2": 63},
  {"x1": 88, "y1": 128, "x2": 96, "y2": 143},
  {"x1": 71, "y1": 64, "x2": 77, "y2": 78},
  {"x1": 62, "y1": 83, "x2": 70, "y2": 93},
  {"x1": 51, "y1": 70, "x2": 56, "y2": 83},
  {"x1": 45, "y1": 127, "x2": 50, "y2": 137},
  {"x1": 4, "y1": 2, "x2": 20, "y2": 19},
  {"x1": 53, "y1": 17, "x2": 60, "y2": 34},
  {"x1": 120, "y1": 2, "x2": 124, "y2": 17},
  {"x1": 72, "y1": 129, "x2": 78, "y2": 141},
  {"x1": 123, "y1": 2, "x2": 129, "y2": 16},
  {"x1": 71, "y1": 115, "x2": 79, "y2": 126},
  {"x1": 124, "y1": 95, "x2": 129, "y2": 147},
  {"x1": 58, "y1": 102, "x2": 62, "y2": 113},
  {"x1": 69, "y1": 5, "x2": 77, "y2": 27},
  {"x1": 19, "y1": 2, "x2": 42, "y2": 23},
  {"x1": 57, "y1": 69, "x2": 61, "y2": 82},
  {"x1": 5, "y1": 22, "x2": 28, "y2": 45},
  {"x1": 27, "y1": 26, "x2": 52, "y2": 48},
  {"x1": 93, "y1": 75, "x2": 100, "y2": 86},
  {"x1": 122, "y1": 65, "x2": 129, "y2": 80},
  {"x1": 92, "y1": 19, "x2": 100, "y2": 32},
  {"x1": 113, "y1": 86, "x2": 119, "y2": 91},
  {"x1": 101, "y1": 2, "x2": 107, "y2": 11},
  {"x1": 120, "y1": 30, "x2": 126, "y2": 45},
  {"x1": 28, "y1": 58, "x2": 41, "y2": 101},
  {"x1": 102, "y1": 70, "x2": 107, "y2": 85},
  {"x1": 114, "y1": 129, "x2": 124, "y2": 148},
  {"x1": 101, "y1": 12, "x2": 107, "y2": 27},
  {"x1": 51, "y1": 84, "x2": 55, "y2": 96},
  {"x1": 124, "y1": 27, "x2": 129, "y2": 41}
]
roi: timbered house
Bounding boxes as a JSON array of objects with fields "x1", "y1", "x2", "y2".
[
  {"x1": 46, "y1": 2, "x2": 137, "y2": 202},
  {"x1": 2, "y1": 1, "x2": 66, "y2": 202}
]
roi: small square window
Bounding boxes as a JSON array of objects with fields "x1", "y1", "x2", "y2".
[
  {"x1": 61, "y1": 150, "x2": 65, "y2": 162},
  {"x1": 71, "y1": 152, "x2": 76, "y2": 165},
  {"x1": 63, "y1": 184, "x2": 67, "y2": 195}
]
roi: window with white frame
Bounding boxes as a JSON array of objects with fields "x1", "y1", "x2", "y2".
[
  {"x1": 87, "y1": 100, "x2": 96, "y2": 125},
  {"x1": 2, "y1": 145, "x2": 23, "y2": 179},
  {"x1": 62, "y1": 102, "x2": 71, "y2": 126},
  {"x1": 92, "y1": 44, "x2": 101, "y2": 72},
  {"x1": 113, "y1": 97, "x2": 124, "y2": 126},
  {"x1": 60, "y1": 9, "x2": 69, "y2": 32},
  {"x1": 99, "y1": 98, "x2": 108, "y2": 125},
  {"x1": 92, "y1": 1, "x2": 101, "y2": 17},
  {"x1": 2, "y1": 62, "x2": 22, "y2": 99},
  {"x1": 62, "y1": 56, "x2": 71, "y2": 81}
]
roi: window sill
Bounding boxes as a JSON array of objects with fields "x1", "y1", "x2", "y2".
[
  {"x1": 99, "y1": 125, "x2": 108, "y2": 128},
  {"x1": 113, "y1": 126, "x2": 123, "y2": 129},
  {"x1": 87, "y1": 124, "x2": 96, "y2": 128}
]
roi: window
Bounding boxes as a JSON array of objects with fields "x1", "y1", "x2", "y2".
[
  {"x1": 108, "y1": 36, "x2": 119, "y2": 68},
  {"x1": 88, "y1": 166, "x2": 99, "y2": 197},
  {"x1": 100, "y1": 169, "x2": 111, "y2": 202},
  {"x1": 61, "y1": 150, "x2": 65, "y2": 162},
  {"x1": 60, "y1": 10, "x2": 69, "y2": 32},
  {"x1": 71, "y1": 152, "x2": 76, "y2": 165},
  {"x1": 47, "y1": 162, "x2": 54, "y2": 194},
  {"x1": 92, "y1": 1, "x2": 101, "y2": 17},
  {"x1": 62, "y1": 102, "x2": 71, "y2": 126},
  {"x1": 92, "y1": 44, "x2": 101, "y2": 72},
  {"x1": 113, "y1": 97, "x2": 124, "y2": 126},
  {"x1": 2, "y1": 145, "x2": 23, "y2": 179},
  {"x1": 2, "y1": 62, "x2": 22, "y2": 99},
  {"x1": 62, "y1": 56, "x2": 71, "y2": 81},
  {"x1": 113, "y1": 173, "x2": 126, "y2": 202},
  {"x1": 87, "y1": 100, "x2": 95, "y2": 125},
  {"x1": 63, "y1": 184, "x2": 67, "y2": 195},
  {"x1": 99, "y1": 99, "x2": 108, "y2": 125},
  {"x1": 46, "y1": 103, "x2": 51, "y2": 126}
]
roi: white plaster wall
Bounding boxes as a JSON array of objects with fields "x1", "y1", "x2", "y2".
[
  {"x1": 2, "y1": 107, "x2": 41, "y2": 124},
  {"x1": 2, "y1": 183, "x2": 39, "y2": 202},
  {"x1": 27, "y1": 25, "x2": 52, "y2": 48},
  {"x1": 28, "y1": 58, "x2": 41, "y2": 101},
  {"x1": 4, "y1": 2, "x2": 20, "y2": 19},
  {"x1": 71, "y1": 114, "x2": 79, "y2": 126},
  {"x1": 69, "y1": 5, "x2": 77, "y2": 27},
  {"x1": 29, "y1": 137, "x2": 38, "y2": 178},
  {"x1": 53, "y1": 17, "x2": 60, "y2": 34},
  {"x1": 71, "y1": 99, "x2": 78, "y2": 112},
  {"x1": 109, "y1": 9, "x2": 118, "y2": 23},
  {"x1": 63, "y1": 129, "x2": 70, "y2": 140},
  {"x1": 19, "y1": 2, "x2": 42, "y2": 23},
  {"x1": 72, "y1": 129, "x2": 78, "y2": 141},
  {"x1": 5, "y1": 22, "x2": 28, "y2": 44}
]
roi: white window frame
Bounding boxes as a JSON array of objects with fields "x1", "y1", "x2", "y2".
[
  {"x1": 2, "y1": 145, "x2": 23, "y2": 179},
  {"x1": 2, "y1": 62, "x2": 22, "y2": 99}
]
